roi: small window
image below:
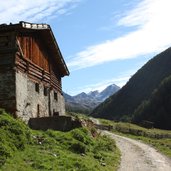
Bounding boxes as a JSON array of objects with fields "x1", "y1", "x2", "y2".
[
  {"x1": 54, "y1": 92, "x2": 58, "y2": 100},
  {"x1": 37, "y1": 104, "x2": 40, "y2": 117},
  {"x1": 35, "y1": 83, "x2": 39, "y2": 93},
  {"x1": 44, "y1": 87, "x2": 48, "y2": 96},
  {"x1": 53, "y1": 111, "x2": 59, "y2": 117}
]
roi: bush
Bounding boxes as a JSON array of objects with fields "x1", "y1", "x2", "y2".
[
  {"x1": 94, "y1": 135, "x2": 116, "y2": 152},
  {"x1": 71, "y1": 128, "x2": 93, "y2": 145},
  {"x1": 70, "y1": 141, "x2": 87, "y2": 154}
]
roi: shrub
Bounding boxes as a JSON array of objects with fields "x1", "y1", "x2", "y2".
[
  {"x1": 71, "y1": 128, "x2": 93, "y2": 145},
  {"x1": 70, "y1": 141, "x2": 87, "y2": 154},
  {"x1": 94, "y1": 135, "x2": 116, "y2": 152}
]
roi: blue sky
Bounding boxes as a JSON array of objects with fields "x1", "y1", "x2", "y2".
[{"x1": 1, "y1": 0, "x2": 171, "y2": 95}]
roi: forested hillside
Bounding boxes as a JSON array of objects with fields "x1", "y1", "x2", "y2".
[
  {"x1": 133, "y1": 75, "x2": 171, "y2": 130},
  {"x1": 92, "y1": 47, "x2": 171, "y2": 125}
]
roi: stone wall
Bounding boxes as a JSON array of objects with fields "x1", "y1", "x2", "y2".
[
  {"x1": 0, "y1": 53, "x2": 16, "y2": 114},
  {"x1": 15, "y1": 70, "x2": 65, "y2": 122},
  {"x1": 28, "y1": 116, "x2": 82, "y2": 131},
  {"x1": 50, "y1": 90, "x2": 65, "y2": 116}
]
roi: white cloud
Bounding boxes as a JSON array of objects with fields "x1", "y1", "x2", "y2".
[
  {"x1": 68, "y1": 76, "x2": 130, "y2": 96},
  {"x1": 0, "y1": 0, "x2": 80, "y2": 23},
  {"x1": 68, "y1": 68, "x2": 139, "y2": 96},
  {"x1": 67, "y1": 0, "x2": 171, "y2": 71},
  {"x1": 66, "y1": 66, "x2": 141, "y2": 95}
]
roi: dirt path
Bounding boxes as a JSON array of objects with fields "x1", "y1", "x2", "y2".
[{"x1": 103, "y1": 131, "x2": 171, "y2": 171}]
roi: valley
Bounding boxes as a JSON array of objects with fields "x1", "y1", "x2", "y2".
[
  {"x1": 91, "y1": 47, "x2": 171, "y2": 130},
  {"x1": 63, "y1": 47, "x2": 171, "y2": 170},
  {"x1": 0, "y1": 1, "x2": 171, "y2": 171}
]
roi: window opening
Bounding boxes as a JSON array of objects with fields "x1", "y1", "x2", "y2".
[
  {"x1": 44, "y1": 87, "x2": 48, "y2": 96},
  {"x1": 37, "y1": 104, "x2": 40, "y2": 117},
  {"x1": 35, "y1": 83, "x2": 39, "y2": 93},
  {"x1": 54, "y1": 92, "x2": 57, "y2": 100}
]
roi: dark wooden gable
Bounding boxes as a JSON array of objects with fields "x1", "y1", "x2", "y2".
[
  {"x1": 0, "y1": 21, "x2": 69, "y2": 93},
  {"x1": 17, "y1": 32, "x2": 50, "y2": 72}
]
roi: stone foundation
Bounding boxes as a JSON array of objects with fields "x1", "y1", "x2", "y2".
[{"x1": 28, "y1": 116, "x2": 82, "y2": 131}]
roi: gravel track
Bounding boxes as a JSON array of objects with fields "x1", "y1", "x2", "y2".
[{"x1": 103, "y1": 131, "x2": 171, "y2": 171}]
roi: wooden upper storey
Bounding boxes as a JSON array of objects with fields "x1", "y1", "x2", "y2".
[{"x1": 0, "y1": 21, "x2": 69, "y2": 77}]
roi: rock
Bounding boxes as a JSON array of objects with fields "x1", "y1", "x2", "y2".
[
  {"x1": 52, "y1": 153, "x2": 57, "y2": 157},
  {"x1": 101, "y1": 162, "x2": 106, "y2": 166}
]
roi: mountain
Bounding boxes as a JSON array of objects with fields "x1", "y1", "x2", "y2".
[
  {"x1": 88, "y1": 90, "x2": 99, "y2": 97},
  {"x1": 133, "y1": 75, "x2": 171, "y2": 130},
  {"x1": 99, "y1": 84, "x2": 120, "y2": 101},
  {"x1": 64, "y1": 84, "x2": 120, "y2": 114},
  {"x1": 91, "y1": 47, "x2": 171, "y2": 123},
  {"x1": 87, "y1": 84, "x2": 120, "y2": 101}
]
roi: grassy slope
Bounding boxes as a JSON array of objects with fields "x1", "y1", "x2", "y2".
[
  {"x1": 99, "y1": 119, "x2": 171, "y2": 158},
  {"x1": 0, "y1": 110, "x2": 120, "y2": 171}
]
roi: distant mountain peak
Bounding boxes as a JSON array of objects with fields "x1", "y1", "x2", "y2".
[
  {"x1": 77, "y1": 92, "x2": 87, "y2": 96},
  {"x1": 74, "y1": 92, "x2": 89, "y2": 99},
  {"x1": 64, "y1": 83, "x2": 120, "y2": 114},
  {"x1": 99, "y1": 84, "x2": 120, "y2": 101},
  {"x1": 88, "y1": 90, "x2": 99, "y2": 95}
]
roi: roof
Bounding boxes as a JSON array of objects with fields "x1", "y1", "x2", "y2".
[{"x1": 0, "y1": 21, "x2": 69, "y2": 77}]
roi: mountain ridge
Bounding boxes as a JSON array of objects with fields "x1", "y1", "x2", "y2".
[
  {"x1": 91, "y1": 47, "x2": 171, "y2": 126},
  {"x1": 64, "y1": 84, "x2": 120, "y2": 114}
]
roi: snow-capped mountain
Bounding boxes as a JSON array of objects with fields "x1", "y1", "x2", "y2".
[{"x1": 63, "y1": 84, "x2": 120, "y2": 114}]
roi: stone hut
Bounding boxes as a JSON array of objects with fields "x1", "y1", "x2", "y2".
[{"x1": 0, "y1": 21, "x2": 69, "y2": 122}]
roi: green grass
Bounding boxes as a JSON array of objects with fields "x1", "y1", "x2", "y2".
[
  {"x1": 0, "y1": 110, "x2": 120, "y2": 171},
  {"x1": 113, "y1": 122, "x2": 171, "y2": 138},
  {"x1": 98, "y1": 118, "x2": 171, "y2": 158},
  {"x1": 0, "y1": 109, "x2": 31, "y2": 166},
  {"x1": 66, "y1": 112, "x2": 90, "y2": 120}
]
